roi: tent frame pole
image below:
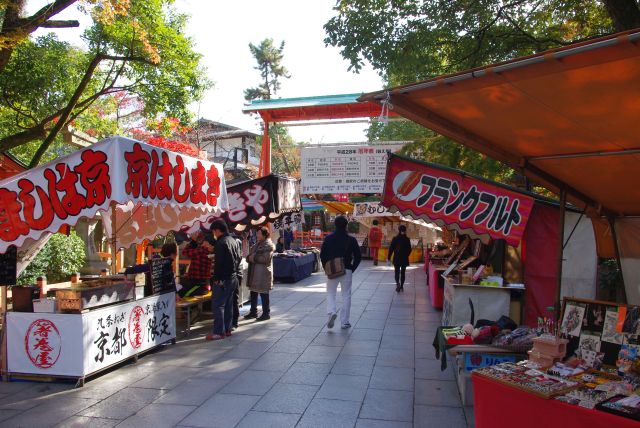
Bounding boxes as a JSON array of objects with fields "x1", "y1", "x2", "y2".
[
  {"x1": 555, "y1": 189, "x2": 567, "y2": 314},
  {"x1": 608, "y1": 216, "x2": 627, "y2": 303},
  {"x1": 110, "y1": 204, "x2": 117, "y2": 275}
]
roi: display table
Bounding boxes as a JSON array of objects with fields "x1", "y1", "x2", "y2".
[
  {"x1": 273, "y1": 253, "x2": 316, "y2": 282},
  {"x1": 428, "y1": 262, "x2": 447, "y2": 309},
  {"x1": 6, "y1": 292, "x2": 176, "y2": 384},
  {"x1": 442, "y1": 279, "x2": 523, "y2": 326},
  {"x1": 472, "y1": 373, "x2": 638, "y2": 428}
]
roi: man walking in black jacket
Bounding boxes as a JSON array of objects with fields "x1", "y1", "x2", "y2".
[
  {"x1": 320, "y1": 216, "x2": 361, "y2": 329},
  {"x1": 207, "y1": 220, "x2": 242, "y2": 341}
]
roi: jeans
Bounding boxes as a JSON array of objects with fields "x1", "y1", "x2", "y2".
[
  {"x1": 232, "y1": 285, "x2": 240, "y2": 326},
  {"x1": 394, "y1": 265, "x2": 407, "y2": 286},
  {"x1": 326, "y1": 269, "x2": 352, "y2": 325},
  {"x1": 212, "y1": 277, "x2": 238, "y2": 335},
  {"x1": 250, "y1": 291, "x2": 270, "y2": 315}
]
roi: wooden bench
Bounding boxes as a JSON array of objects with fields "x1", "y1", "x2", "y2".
[{"x1": 176, "y1": 291, "x2": 212, "y2": 334}]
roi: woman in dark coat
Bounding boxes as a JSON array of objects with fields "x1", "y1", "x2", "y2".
[
  {"x1": 244, "y1": 227, "x2": 275, "y2": 321},
  {"x1": 388, "y1": 225, "x2": 412, "y2": 292}
]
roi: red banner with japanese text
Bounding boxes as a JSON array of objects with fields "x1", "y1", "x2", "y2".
[
  {"x1": 0, "y1": 136, "x2": 228, "y2": 253},
  {"x1": 382, "y1": 155, "x2": 534, "y2": 246}
]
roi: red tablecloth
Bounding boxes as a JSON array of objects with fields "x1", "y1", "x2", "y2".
[
  {"x1": 428, "y1": 262, "x2": 445, "y2": 309},
  {"x1": 472, "y1": 373, "x2": 638, "y2": 428}
]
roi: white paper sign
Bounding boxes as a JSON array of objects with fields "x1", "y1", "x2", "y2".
[
  {"x1": 301, "y1": 143, "x2": 405, "y2": 194},
  {"x1": 7, "y1": 292, "x2": 176, "y2": 377}
]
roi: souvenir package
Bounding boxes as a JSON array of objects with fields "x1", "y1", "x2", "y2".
[
  {"x1": 474, "y1": 362, "x2": 579, "y2": 398},
  {"x1": 547, "y1": 362, "x2": 586, "y2": 378},
  {"x1": 596, "y1": 394, "x2": 640, "y2": 421},
  {"x1": 555, "y1": 387, "x2": 614, "y2": 409}
]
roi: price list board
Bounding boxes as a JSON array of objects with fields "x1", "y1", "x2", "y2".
[{"x1": 301, "y1": 143, "x2": 404, "y2": 194}]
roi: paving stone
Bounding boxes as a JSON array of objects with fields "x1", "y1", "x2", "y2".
[
  {"x1": 253, "y1": 382, "x2": 318, "y2": 413},
  {"x1": 0, "y1": 383, "x2": 75, "y2": 410},
  {"x1": 298, "y1": 345, "x2": 342, "y2": 364},
  {"x1": 377, "y1": 348, "x2": 415, "y2": 368},
  {"x1": 380, "y1": 334, "x2": 415, "y2": 351},
  {"x1": 117, "y1": 403, "x2": 196, "y2": 428},
  {"x1": 178, "y1": 393, "x2": 259, "y2": 427},
  {"x1": 249, "y1": 351, "x2": 300, "y2": 372},
  {"x1": 464, "y1": 405, "x2": 475, "y2": 427},
  {"x1": 415, "y1": 358, "x2": 455, "y2": 381},
  {"x1": 316, "y1": 373, "x2": 370, "y2": 402},
  {"x1": 341, "y1": 339, "x2": 380, "y2": 357},
  {"x1": 236, "y1": 411, "x2": 300, "y2": 428},
  {"x1": 220, "y1": 369, "x2": 281, "y2": 395},
  {"x1": 360, "y1": 389, "x2": 413, "y2": 422},
  {"x1": 370, "y1": 366, "x2": 414, "y2": 391},
  {"x1": 198, "y1": 357, "x2": 254, "y2": 380},
  {"x1": 2, "y1": 397, "x2": 99, "y2": 427},
  {"x1": 284, "y1": 325, "x2": 323, "y2": 339},
  {"x1": 270, "y1": 337, "x2": 314, "y2": 353},
  {"x1": 414, "y1": 379, "x2": 462, "y2": 407},
  {"x1": 414, "y1": 405, "x2": 467, "y2": 428},
  {"x1": 331, "y1": 354, "x2": 376, "y2": 377},
  {"x1": 132, "y1": 366, "x2": 201, "y2": 389},
  {"x1": 383, "y1": 324, "x2": 415, "y2": 337},
  {"x1": 280, "y1": 362, "x2": 332, "y2": 386},
  {"x1": 355, "y1": 419, "x2": 412, "y2": 428},
  {"x1": 154, "y1": 377, "x2": 229, "y2": 405},
  {"x1": 356, "y1": 317, "x2": 387, "y2": 329},
  {"x1": 56, "y1": 415, "x2": 118, "y2": 428},
  {"x1": 78, "y1": 387, "x2": 164, "y2": 420},
  {"x1": 224, "y1": 339, "x2": 275, "y2": 359},
  {"x1": 349, "y1": 328, "x2": 383, "y2": 341},
  {"x1": 312, "y1": 331, "x2": 351, "y2": 346},
  {"x1": 297, "y1": 398, "x2": 361, "y2": 428}
]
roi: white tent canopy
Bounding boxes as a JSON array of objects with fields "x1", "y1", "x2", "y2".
[{"x1": 0, "y1": 136, "x2": 228, "y2": 255}]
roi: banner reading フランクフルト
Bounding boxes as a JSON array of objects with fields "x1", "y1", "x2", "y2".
[{"x1": 382, "y1": 154, "x2": 534, "y2": 247}]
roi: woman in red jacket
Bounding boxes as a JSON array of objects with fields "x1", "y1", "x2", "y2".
[{"x1": 368, "y1": 220, "x2": 383, "y2": 266}]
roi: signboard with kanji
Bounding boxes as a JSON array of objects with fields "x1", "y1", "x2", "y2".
[
  {"x1": 301, "y1": 143, "x2": 405, "y2": 194},
  {"x1": 0, "y1": 136, "x2": 228, "y2": 253},
  {"x1": 7, "y1": 292, "x2": 176, "y2": 377},
  {"x1": 382, "y1": 154, "x2": 534, "y2": 246}
]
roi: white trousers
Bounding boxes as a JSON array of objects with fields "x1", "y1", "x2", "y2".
[{"x1": 326, "y1": 269, "x2": 352, "y2": 325}]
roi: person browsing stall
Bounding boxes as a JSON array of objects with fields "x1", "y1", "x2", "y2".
[
  {"x1": 320, "y1": 216, "x2": 361, "y2": 330},
  {"x1": 368, "y1": 219, "x2": 383, "y2": 266},
  {"x1": 206, "y1": 220, "x2": 242, "y2": 341},
  {"x1": 388, "y1": 225, "x2": 412, "y2": 292},
  {"x1": 245, "y1": 227, "x2": 275, "y2": 322},
  {"x1": 180, "y1": 230, "x2": 213, "y2": 298}
]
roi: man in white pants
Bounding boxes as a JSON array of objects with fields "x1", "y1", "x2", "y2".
[{"x1": 320, "y1": 216, "x2": 361, "y2": 329}]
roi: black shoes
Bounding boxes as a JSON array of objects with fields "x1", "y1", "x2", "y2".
[
  {"x1": 243, "y1": 313, "x2": 257, "y2": 320},
  {"x1": 256, "y1": 314, "x2": 270, "y2": 322}
]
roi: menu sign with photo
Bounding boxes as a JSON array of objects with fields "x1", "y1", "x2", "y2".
[{"x1": 301, "y1": 143, "x2": 404, "y2": 194}]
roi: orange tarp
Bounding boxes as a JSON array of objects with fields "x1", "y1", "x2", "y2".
[{"x1": 361, "y1": 30, "x2": 640, "y2": 217}]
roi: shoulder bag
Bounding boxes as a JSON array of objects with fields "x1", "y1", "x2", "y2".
[{"x1": 324, "y1": 237, "x2": 350, "y2": 279}]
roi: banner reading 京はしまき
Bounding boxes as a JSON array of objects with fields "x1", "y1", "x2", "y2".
[{"x1": 382, "y1": 155, "x2": 534, "y2": 246}]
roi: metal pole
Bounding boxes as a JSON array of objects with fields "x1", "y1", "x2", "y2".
[
  {"x1": 555, "y1": 189, "x2": 567, "y2": 314},
  {"x1": 111, "y1": 203, "x2": 117, "y2": 275}
]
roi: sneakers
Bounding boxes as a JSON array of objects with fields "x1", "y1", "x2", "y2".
[
  {"x1": 341, "y1": 323, "x2": 351, "y2": 329},
  {"x1": 205, "y1": 333, "x2": 225, "y2": 341},
  {"x1": 327, "y1": 312, "x2": 337, "y2": 329},
  {"x1": 256, "y1": 314, "x2": 271, "y2": 322},
  {"x1": 243, "y1": 313, "x2": 258, "y2": 320}
]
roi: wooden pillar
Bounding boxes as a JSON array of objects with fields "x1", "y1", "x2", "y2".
[
  {"x1": 608, "y1": 216, "x2": 627, "y2": 303},
  {"x1": 259, "y1": 121, "x2": 271, "y2": 176},
  {"x1": 110, "y1": 204, "x2": 118, "y2": 275}
]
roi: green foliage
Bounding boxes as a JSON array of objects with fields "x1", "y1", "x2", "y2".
[
  {"x1": 244, "y1": 38, "x2": 290, "y2": 101},
  {"x1": 18, "y1": 232, "x2": 86, "y2": 285},
  {"x1": 325, "y1": 0, "x2": 617, "y2": 83},
  {"x1": 0, "y1": 0, "x2": 210, "y2": 163}
]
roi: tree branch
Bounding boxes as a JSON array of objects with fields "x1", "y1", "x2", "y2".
[{"x1": 39, "y1": 19, "x2": 80, "y2": 28}]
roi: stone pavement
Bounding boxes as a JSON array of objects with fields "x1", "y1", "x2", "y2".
[{"x1": 0, "y1": 262, "x2": 472, "y2": 428}]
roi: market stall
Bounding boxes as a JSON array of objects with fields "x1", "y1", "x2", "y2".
[
  {"x1": 0, "y1": 136, "x2": 228, "y2": 383},
  {"x1": 273, "y1": 252, "x2": 316, "y2": 283},
  {"x1": 352, "y1": 201, "x2": 439, "y2": 263},
  {"x1": 362, "y1": 29, "x2": 640, "y2": 426}
]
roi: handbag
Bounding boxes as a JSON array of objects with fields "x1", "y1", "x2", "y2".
[{"x1": 324, "y1": 238, "x2": 350, "y2": 279}]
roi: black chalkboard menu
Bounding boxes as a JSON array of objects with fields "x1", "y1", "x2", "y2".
[
  {"x1": 0, "y1": 246, "x2": 17, "y2": 285},
  {"x1": 146, "y1": 257, "x2": 175, "y2": 295}
]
